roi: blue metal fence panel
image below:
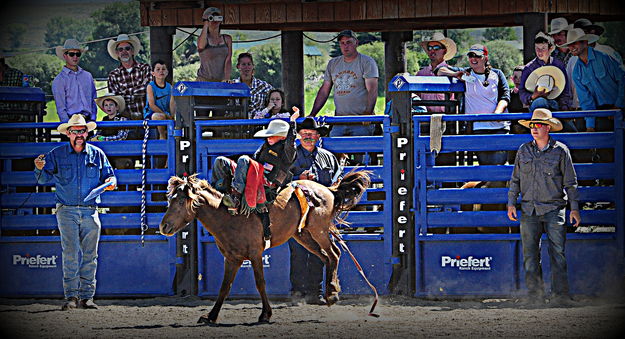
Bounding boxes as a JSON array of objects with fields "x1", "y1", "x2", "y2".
[
  {"x1": 0, "y1": 121, "x2": 178, "y2": 297},
  {"x1": 194, "y1": 116, "x2": 393, "y2": 296},
  {"x1": 413, "y1": 110, "x2": 624, "y2": 297}
]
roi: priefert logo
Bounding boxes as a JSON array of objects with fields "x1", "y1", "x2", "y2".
[
  {"x1": 13, "y1": 254, "x2": 59, "y2": 269},
  {"x1": 441, "y1": 255, "x2": 492, "y2": 271}
]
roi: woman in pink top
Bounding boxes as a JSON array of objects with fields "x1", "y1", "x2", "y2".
[{"x1": 196, "y1": 7, "x2": 232, "y2": 82}]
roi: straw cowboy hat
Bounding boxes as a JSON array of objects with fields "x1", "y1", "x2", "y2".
[
  {"x1": 420, "y1": 32, "x2": 457, "y2": 61},
  {"x1": 254, "y1": 119, "x2": 290, "y2": 138},
  {"x1": 296, "y1": 117, "x2": 329, "y2": 136},
  {"x1": 524, "y1": 65, "x2": 566, "y2": 100},
  {"x1": 519, "y1": 108, "x2": 563, "y2": 132},
  {"x1": 95, "y1": 93, "x2": 125, "y2": 113},
  {"x1": 55, "y1": 39, "x2": 88, "y2": 61},
  {"x1": 58, "y1": 114, "x2": 97, "y2": 134},
  {"x1": 548, "y1": 17, "x2": 569, "y2": 35},
  {"x1": 558, "y1": 28, "x2": 599, "y2": 47},
  {"x1": 107, "y1": 33, "x2": 142, "y2": 60}
]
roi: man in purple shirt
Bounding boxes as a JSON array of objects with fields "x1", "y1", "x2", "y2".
[
  {"x1": 52, "y1": 39, "x2": 97, "y2": 122},
  {"x1": 416, "y1": 32, "x2": 457, "y2": 113}
]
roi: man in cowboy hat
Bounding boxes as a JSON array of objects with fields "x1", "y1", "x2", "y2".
[
  {"x1": 573, "y1": 18, "x2": 622, "y2": 65},
  {"x1": 520, "y1": 32, "x2": 573, "y2": 128},
  {"x1": 51, "y1": 39, "x2": 97, "y2": 123},
  {"x1": 549, "y1": 17, "x2": 572, "y2": 65},
  {"x1": 508, "y1": 108, "x2": 581, "y2": 307},
  {"x1": 288, "y1": 117, "x2": 342, "y2": 305},
  {"x1": 562, "y1": 28, "x2": 625, "y2": 133},
  {"x1": 416, "y1": 32, "x2": 458, "y2": 113},
  {"x1": 107, "y1": 33, "x2": 152, "y2": 121},
  {"x1": 34, "y1": 114, "x2": 116, "y2": 310}
]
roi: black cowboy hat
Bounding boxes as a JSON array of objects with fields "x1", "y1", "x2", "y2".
[
  {"x1": 573, "y1": 18, "x2": 605, "y2": 36},
  {"x1": 296, "y1": 117, "x2": 329, "y2": 136}
]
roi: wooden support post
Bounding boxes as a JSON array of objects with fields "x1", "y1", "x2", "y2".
[
  {"x1": 281, "y1": 31, "x2": 305, "y2": 111},
  {"x1": 382, "y1": 31, "x2": 413, "y2": 103},
  {"x1": 150, "y1": 26, "x2": 176, "y2": 84},
  {"x1": 521, "y1": 13, "x2": 544, "y2": 64}
]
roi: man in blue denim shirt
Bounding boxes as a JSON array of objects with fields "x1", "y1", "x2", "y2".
[
  {"x1": 34, "y1": 114, "x2": 116, "y2": 310},
  {"x1": 288, "y1": 117, "x2": 342, "y2": 305},
  {"x1": 507, "y1": 109, "x2": 581, "y2": 307}
]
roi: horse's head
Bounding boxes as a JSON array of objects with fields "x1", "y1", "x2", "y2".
[{"x1": 160, "y1": 174, "x2": 223, "y2": 236}]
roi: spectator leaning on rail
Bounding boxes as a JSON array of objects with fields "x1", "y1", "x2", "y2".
[
  {"x1": 91, "y1": 93, "x2": 129, "y2": 142},
  {"x1": 507, "y1": 108, "x2": 581, "y2": 307},
  {"x1": 231, "y1": 52, "x2": 274, "y2": 118},
  {"x1": 34, "y1": 114, "x2": 116, "y2": 311},
  {"x1": 107, "y1": 33, "x2": 152, "y2": 120},
  {"x1": 519, "y1": 32, "x2": 575, "y2": 132},
  {"x1": 288, "y1": 117, "x2": 342, "y2": 305},
  {"x1": 562, "y1": 28, "x2": 625, "y2": 133},
  {"x1": 52, "y1": 39, "x2": 97, "y2": 123},
  {"x1": 416, "y1": 32, "x2": 457, "y2": 113},
  {"x1": 573, "y1": 18, "x2": 623, "y2": 65},
  {"x1": 0, "y1": 53, "x2": 24, "y2": 87},
  {"x1": 196, "y1": 7, "x2": 232, "y2": 82},
  {"x1": 144, "y1": 60, "x2": 176, "y2": 140},
  {"x1": 435, "y1": 44, "x2": 510, "y2": 165},
  {"x1": 309, "y1": 30, "x2": 379, "y2": 138}
]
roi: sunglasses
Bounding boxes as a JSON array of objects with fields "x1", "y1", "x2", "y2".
[
  {"x1": 68, "y1": 128, "x2": 88, "y2": 135},
  {"x1": 467, "y1": 53, "x2": 483, "y2": 58},
  {"x1": 64, "y1": 51, "x2": 82, "y2": 57},
  {"x1": 528, "y1": 122, "x2": 547, "y2": 129},
  {"x1": 427, "y1": 45, "x2": 444, "y2": 51},
  {"x1": 116, "y1": 46, "x2": 133, "y2": 52}
]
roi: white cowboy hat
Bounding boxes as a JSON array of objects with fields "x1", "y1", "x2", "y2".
[
  {"x1": 58, "y1": 114, "x2": 97, "y2": 134},
  {"x1": 525, "y1": 66, "x2": 566, "y2": 100},
  {"x1": 95, "y1": 93, "x2": 125, "y2": 113},
  {"x1": 548, "y1": 17, "x2": 569, "y2": 35},
  {"x1": 55, "y1": 39, "x2": 88, "y2": 62},
  {"x1": 253, "y1": 119, "x2": 289, "y2": 138},
  {"x1": 107, "y1": 33, "x2": 142, "y2": 60},
  {"x1": 420, "y1": 32, "x2": 457, "y2": 61},
  {"x1": 558, "y1": 28, "x2": 599, "y2": 47},
  {"x1": 519, "y1": 108, "x2": 563, "y2": 132}
]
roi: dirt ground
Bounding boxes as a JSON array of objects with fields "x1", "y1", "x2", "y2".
[{"x1": 2, "y1": 295, "x2": 625, "y2": 339}]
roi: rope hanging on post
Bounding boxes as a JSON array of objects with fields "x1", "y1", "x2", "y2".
[{"x1": 140, "y1": 119, "x2": 149, "y2": 247}]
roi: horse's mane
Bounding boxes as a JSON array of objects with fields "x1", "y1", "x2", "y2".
[{"x1": 167, "y1": 174, "x2": 223, "y2": 214}]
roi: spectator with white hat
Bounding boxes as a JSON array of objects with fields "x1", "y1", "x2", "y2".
[
  {"x1": 548, "y1": 17, "x2": 572, "y2": 65},
  {"x1": 52, "y1": 39, "x2": 97, "y2": 123}
]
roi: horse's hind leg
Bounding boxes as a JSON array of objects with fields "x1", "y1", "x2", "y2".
[
  {"x1": 198, "y1": 258, "x2": 242, "y2": 324},
  {"x1": 306, "y1": 229, "x2": 341, "y2": 306},
  {"x1": 250, "y1": 256, "x2": 272, "y2": 323}
]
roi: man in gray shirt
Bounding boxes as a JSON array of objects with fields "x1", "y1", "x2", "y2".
[
  {"x1": 309, "y1": 30, "x2": 379, "y2": 137},
  {"x1": 507, "y1": 108, "x2": 581, "y2": 307}
]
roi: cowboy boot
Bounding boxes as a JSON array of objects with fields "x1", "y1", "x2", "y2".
[{"x1": 222, "y1": 188, "x2": 241, "y2": 210}]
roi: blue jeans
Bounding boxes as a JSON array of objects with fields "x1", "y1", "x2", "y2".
[
  {"x1": 529, "y1": 97, "x2": 559, "y2": 113},
  {"x1": 329, "y1": 123, "x2": 375, "y2": 137},
  {"x1": 55, "y1": 204, "x2": 101, "y2": 299},
  {"x1": 288, "y1": 238, "x2": 324, "y2": 296},
  {"x1": 211, "y1": 155, "x2": 251, "y2": 194},
  {"x1": 519, "y1": 208, "x2": 569, "y2": 297},
  {"x1": 473, "y1": 128, "x2": 509, "y2": 165}
]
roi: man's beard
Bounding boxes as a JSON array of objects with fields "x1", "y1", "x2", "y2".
[{"x1": 71, "y1": 136, "x2": 85, "y2": 148}]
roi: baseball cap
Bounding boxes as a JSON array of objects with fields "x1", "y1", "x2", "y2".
[{"x1": 337, "y1": 30, "x2": 357, "y2": 40}]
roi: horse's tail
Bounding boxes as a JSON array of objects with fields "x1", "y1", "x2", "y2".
[{"x1": 329, "y1": 170, "x2": 371, "y2": 213}]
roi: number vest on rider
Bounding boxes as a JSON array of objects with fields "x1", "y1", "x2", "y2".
[{"x1": 255, "y1": 140, "x2": 295, "y2": 187}]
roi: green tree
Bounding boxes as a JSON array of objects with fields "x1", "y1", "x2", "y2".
[
  {"x1": 483, "y1": 40, "x2": 522, "y2": 78},
  {"x1": 483, "y1": 27, "x2": 517, "y2": 42},
  {"x1": 7, "y1": 54, "x2": 64, "y2": 95},
  {"x1": 44, "y1": 16, "x2": 94, "y2": 50},
  {"x1": 6, "y1": 24, "x2": 27, "y2": 50},
  {"x1": 600, "y1": 21, "x2": 625, "y2": 61},
  {"x1": 355, "y1": 41, "x2": 384, "y2": 96}
]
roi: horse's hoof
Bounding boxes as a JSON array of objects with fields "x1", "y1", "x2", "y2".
[
  {"x1": 326, "y1": 294, "x2": 340, "y2": 306},
  {"x1": 198, "y1": 314, "x2": 216, "y2": 324},
  {"x1": 258, "y1": 315, "x2": 271, "y2": 323}
]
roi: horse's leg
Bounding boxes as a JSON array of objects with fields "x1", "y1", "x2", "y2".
[
  {"x1": 198, "y1": 258, "x2": 242, "y2": 324},
  {"x1": 307, "y1": 229, "x2": 341, "y2": 306},
  {"x1": 250, "y1": 255, "x2": 272, "y2": 323}
]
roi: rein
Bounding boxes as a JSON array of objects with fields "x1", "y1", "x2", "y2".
[
  {"x1": 140, "y1": 119, "x2": 149, "y2": 247},
  {"x1": 329, "y1": 229, "x2": 380, "y2": 317}
]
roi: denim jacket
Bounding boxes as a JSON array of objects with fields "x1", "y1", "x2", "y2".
[
  {"x1": 34, "y1": 143, "x2": 115, "y2": 206},
  {"x1": 508, "y1": 138, "x2": 579, "y2": 216}
]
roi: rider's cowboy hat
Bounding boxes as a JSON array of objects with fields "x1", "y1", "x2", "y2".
[
  {"x1": 558, "y1": 28, "x2": 599, "y2": 47},
  {"x1": 58, "y1": 114, "x2": 97, "y2": 134},
  {"x1": 524, "y1": 65, "x2": 566, "y2": 100},
  {"x1": 296, "y1": 117, "x2": 329, "y2": 137},
  {"x1": 107, "y1": 33, "x2": 142, "y2": 60},
  {"x1": 254, "y1": 119, "x2": 290, "y2": 138},
  {"x1": 548, "y1": 17, "x2": 569, "y2": 35},
  {"x1": 55, "y1": 39, "x2": 88, "y2": 62},
  {"x1": 420, "y1": 32, "x2": 457, "y2": 61},
  {"x1": 519, "y1": 108, "x2": 563, "y2": 132},
  {"x1": 95, "y1": 93, "x2": 126, "y2": 113}
]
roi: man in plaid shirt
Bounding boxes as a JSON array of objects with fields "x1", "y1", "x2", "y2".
[
  {"x1": 106, "y1": 34, "x2": 152, "y2": 120},
  {"x1": 233, "y1": 52, "x2": 273, "y2": 118}
]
